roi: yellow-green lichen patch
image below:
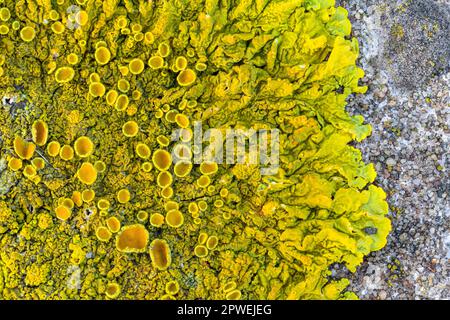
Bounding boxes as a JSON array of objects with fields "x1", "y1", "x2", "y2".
[
  {"x1": 129, "y1": 58, "x2": 145, "y2": 75},
  {"x1": 0, "y1": 0, "x2": 390, "y2": 300},
  {"x1": 31, "y1": 120, "x2": 48, "y2": 146},
  {"x1": 31, "y1": 157, "x2": 45, "y2": 170},
  {"x1": 8, "y1": 157, "x2": 22, "y2": 171},
  {"x1": 14, "y1": 136, "x2": 36, "y2": 160},
  {"x1": 152, "y1": 149, "x2": 172, "y2": 171},
  {"x1": 206, "y1": 236, "x2": 218, "y2": 250},
  {"x1": 114, "y1": 94, "x2": 129, "y2": 111},
  {"x1": 55, "y1": 205, "x2": 71, "y2": 221},
  {"x1": 20, "y1": 26, "x2": 35, "y2": 42},
  {"x1": 95, "y1": 47, "x2": 111, "y2": 65},
  {"x1": 136, "y1": 211, "x2": 148, "y2": 223},
  {"x1": 105, "y1": 283, "x2": 121, "y2": 299},
  {"x1": 194, "y1": 245, "x2": 208, "y2": 258},
  {"x1": 226, "y1": 290, "x2": 242, "y2": 300},
  {"x1": 175, "y1": 56, "x2": 188, "y2": 71},
  {"x1": 177, "y1": 69, "x2": 196, "y2": 86},
  {"x1": 148, "y1": 56, "x2": 164, "y2": 69},
  {"x1": 94, "y1": 160, "x2": 106, "y2": 173},
  {"x1": 149, "y1": 239, "x2": 171, "y2": 271},
  {"x1": 165, "y1": 280, "x2": 179, "y2": 295},
  {"x1": 46, "y1": 141, "x2": 60, "y2": 157},
  {"x1": 89, "y1": 82, "x2": 106, "y2": 98},
  {"x1": 165, "y1": 209, "x2": 184, "y2": 228},
  {"x1": 198, "y1": 232, "x2": 208, "y2": 245},
  {"x1": 77, "y1": 162, "x2": 97, "y2": 185},
  {"x1": 173, "y1": 161, "x2": 192, "y2": 178},
  {"x1": 141, "y1": 162, "x2": 153, "y2": 172},
  {"x1": 150, "y1": 213, "x2": 164, "y2": 227},
  {"x1": 59, "y1": 145, "x2": 74, "y2": 161},
  {"x1": 106, "y1": 90, "x2": 118, "y2": 106},
  {"x1": 106, "y1": 217, "x2": 121, "y2": 233},
  {"x1": 55, "y1": 67, "x2": 75, "y2": 83},
  {"x1": 97, "y1": 199, "x2": 110, "y2": 211},
  {"x1": 95, "y1": 226, "x2": 112, "y2": 242},
  {"x1": 116, "y1": 224, "x2": 149, "y2": 253},
  {"x1": 116, "y1": 189, "x2": 131, "y2": 204},
  {"x1": 157, "y1": 171, "x2": 173, "y2": 188},
  {"x1": 122, "y1": 121, "x2": 139, "y2": 137},
  {"x1": 117, "y1": 79, "x2": 130, "y2": 93},
  {"x1": 74, "y1": 136, "x2": 94, "y2": 158},
  {"x1": 135, "y1": 143, "x2": 151, "y2": 159},
  {"x1": 81, "y1": 189, "x2": 95, "y2": 203}
]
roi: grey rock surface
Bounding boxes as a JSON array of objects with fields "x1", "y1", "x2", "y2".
[{"x1": 336, "y1": 0, "x2": 449, "y2": 299}]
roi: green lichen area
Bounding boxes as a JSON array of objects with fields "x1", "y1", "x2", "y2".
[{"x1": 0, "y1": 0, "x2": 391, "y2": 300}]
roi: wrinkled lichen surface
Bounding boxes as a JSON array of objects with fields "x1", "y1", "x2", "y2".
[{"x1": 0, "y1": 0, "x2": 390, "y2": 299}]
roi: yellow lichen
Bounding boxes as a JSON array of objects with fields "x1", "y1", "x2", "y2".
[
  {"x1": 116, "y1": 224, "x2": 149, "y2": 253},
  {"x1": 157, "y1": 171, "x2": 172, "y2": 188},
  {"x1": 122, "y1": 121, "x2": 139, "y2": 137},
  {"x1": 96, "y1": 226, "x2": 112, "y2": 242},
  {"x1": 129, "y1": 58, "x2": 145, "y2": 75},
  {"x1": 55, "y1": 67, "x2": 75, "y2": 83},
  {"x1": 23, "y1": 164, "x2": 37, "y2": 179},
  {"x1": 74, "y1": 136, "x2": 94, "y2": 158},
  {"x1": 165, "y1": 280, "x2": 179, "y2": 295},
  {"x1": 20, "y1": 26, "x2": 35, "y2": 42},
  {"x1": 77, "y1": 162, "x2": 97, "y2": 185},
  {"x1": 55, "y1": 205, "x2": 71, "y2": 221},
  {"x1": 14, "y1": 136, "x2": 36, "y2": 160},
  {"x1": 226, "y1": 289, "x2": 242, "y2": 300},
  {"x1": 72, "y1": 191, "x2": 83, "y2": 207},
  {"x1": 148, "y1": 56, "x2": 164, "y2": 69},
  {"x1": 177, "y1": 69, "x2": 196, "y2": 86},
  {"x1": 149, "y1": 239, "x2": 171, "y2": 271},
  {"x1": 8, "y1": 157, "x2": 22, "y2": 171},
  {"x1": 95, "y1": 47, "x2": 111, "y2": 65},
  {"x1": 81, "y1": 189, "x2": 95, "y2": 203},
  {"x1": 106, "y1": 90, "x2": 118, "y2": 106},
  {"x1": 152, "y1": 149, "x2": 172, "y2": 171},
  {"x1": 31, "y1": 120, "x2": 49, "y2": 146},
  {"x1": 165, "y1": 209, "x2": 184, "y2": 228},
  {"x1": 194, "y1": 245, "x2": 208, "y2": 258},
  {"x1": 150, "y1": 213, "x2": 164, "y2": 228},
  {"x1": 106, "y1": 217, "x2": 121, "y2": 233},
  {"x1": 105, "y1": 283, "x2": 121, "y2": 299},
  {"x1": 116, "y1": 188, "x2": 131, "y2": 204},
  {"x1": 31, "y1": 157, "x2": 45, "y2": 170},
  {"x1": 59, "y1": 145, "x2": 74, "y2": 161},
  {"x1": 173, "y1": 161, "x2": 192, "y2": 178},
  {"x1": 161, "y1": 187, "x2": 173, "y2": 199},
  {"x1": 135, "y1": 143, "x2": 151, "y2": 159},
  {"x1": 46, "y1": 141, "x2": 60, "y2": 157},
  {"x1": 117, "y1": 79, "x2": 130, "y2": 93},
  {"x1": 89, "y1": 82, "x2": 106, "y2": 97}
]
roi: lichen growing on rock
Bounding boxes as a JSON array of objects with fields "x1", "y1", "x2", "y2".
[{"x1": 0, "y1": 0, "x2": 390, "y2": 300}]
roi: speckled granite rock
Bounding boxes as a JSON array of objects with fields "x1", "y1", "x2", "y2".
[{"x1": 336, "y1": 0, "x2": 449, "y2": 300}]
